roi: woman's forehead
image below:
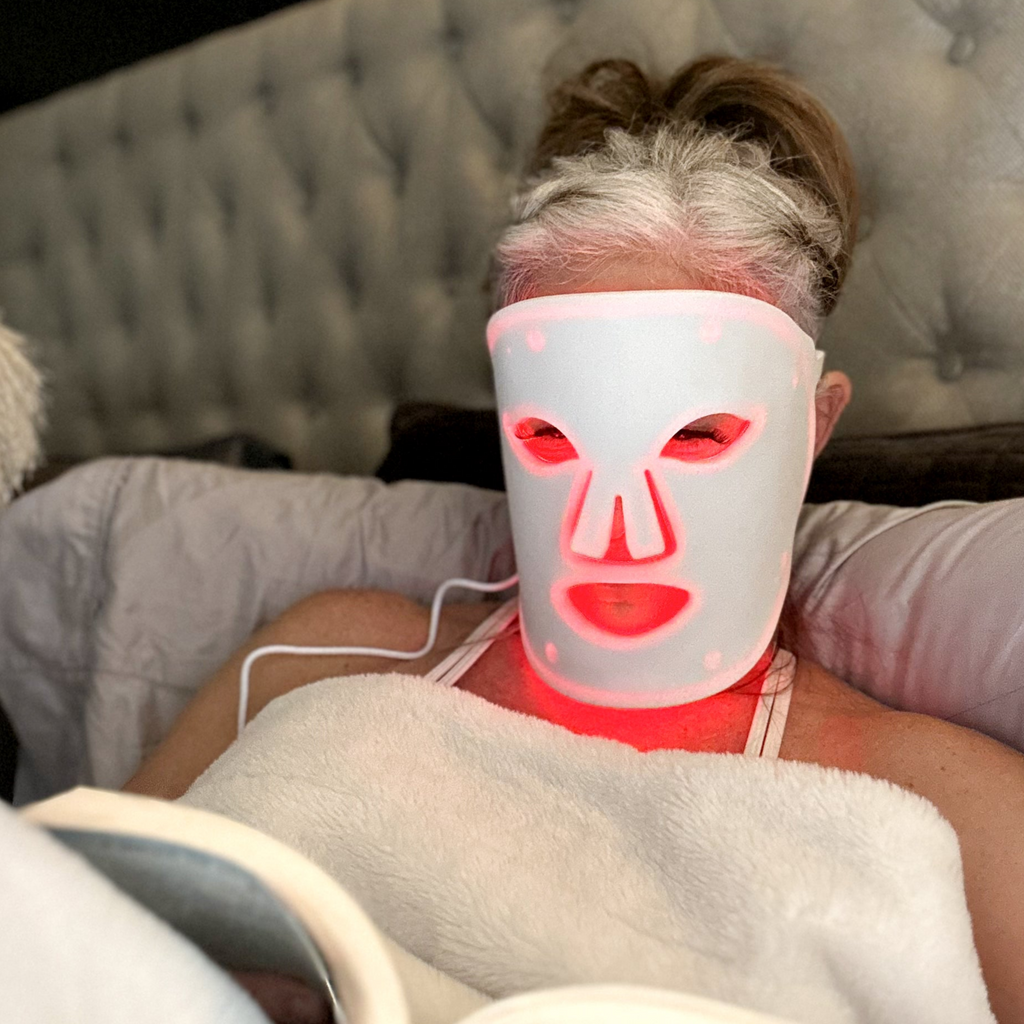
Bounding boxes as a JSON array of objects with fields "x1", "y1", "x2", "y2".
[{"x1": 529, "y1": 256, "x2": 702, "y2": 299}]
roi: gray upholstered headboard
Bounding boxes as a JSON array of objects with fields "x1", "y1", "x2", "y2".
[{"x1": 1, "y1": 0, "x2": 1022, "y2": 474}]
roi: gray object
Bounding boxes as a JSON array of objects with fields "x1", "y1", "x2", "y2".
[{"x1": 51, "y1": 827, "x2": 341, "y2": 1014}]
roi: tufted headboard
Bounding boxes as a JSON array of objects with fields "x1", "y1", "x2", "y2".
[{"x1": 1, "y1": 0, "x2": 1023, "y2": 475}]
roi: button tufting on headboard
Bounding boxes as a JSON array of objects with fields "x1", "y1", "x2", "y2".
[
  {"x1": 1, "y1": 0, "x2": 1023, "y2": 473},
  {"x1": 947, "y1": 31, "x2": 977, "y2": 63}
]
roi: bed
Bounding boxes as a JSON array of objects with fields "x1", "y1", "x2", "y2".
[
  {"x1": 2, "y1": 0, "x2": 1024, "y2": 791},
  {"x1": 1, "y1": 2, "x2": 1024, "y2": 1022}
]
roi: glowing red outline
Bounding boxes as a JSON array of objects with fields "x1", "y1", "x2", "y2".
[
  {"x1": 660, "y1": 415, "x2": 751, "y2": 462},
  {"x1": 652, "y1": 405, "x2": 767, "y2": 478},
  {"x1": 565, "y1": 582, "x2": 691, "y2": 636},
  {"x1": 520, "y1": 570, "x2": 790, "y2": 705},
  {"x1": 565, "y1": 470, "x2": 677, "y2": 566},
  {"x1": 548, "y1": 575, "x2": 701, "y2": 651},
  {"x1": 501, "y1": 409, "x2": 580, "y2": 478},
  {"x1": 486, "y1": 289, "x2": 814, "y2": 356},
  {"x1": 515, "y1": 640, "x2": 778, "y2": 750},
  {"x1": 513, "y1": 417, "x2": 579, "y2": 465}
]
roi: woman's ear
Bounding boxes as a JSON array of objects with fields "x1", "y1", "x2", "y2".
[{"x1": 813, "y1": 370, "x2": 852, "y2": 458}]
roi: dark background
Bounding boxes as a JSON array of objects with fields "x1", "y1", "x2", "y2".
[{"x1": 0, "y1": 1, "x2": 304, "y2": 114}]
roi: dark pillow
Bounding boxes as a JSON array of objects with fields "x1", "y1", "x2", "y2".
[
  {"x1": 159, "y1": 433, "x2": 292, "y2": 471},
  {"x1": 377, "y1": 403, "x2": 506, "y2": 492},
  {"x1": 23, "y1": 433, "x2": 292, "y2": 494},
  {"x1": 0, "y1": 700, "x2": 15, "y2": 802},
  {"x1": 377, "y1": 402, "x2": 1024, "y2": 506},
  {"x1": 805, "y1": 425, "x2": 1024, "y2": 505}
]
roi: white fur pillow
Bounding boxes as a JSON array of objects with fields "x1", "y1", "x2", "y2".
[{"x1": 0, "y1": 320, "x2": 44, "y2": 505}]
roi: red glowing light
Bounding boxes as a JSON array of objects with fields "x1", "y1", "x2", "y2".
[
  {"x1": 513, "y1": 641, "x2": 778, "y2": 753},
  {"x1": 660, "y1": 413, "x2": 750, "y2": 462},
  {"x1": 566, "y1": 582, "x2": 690, "y2": 636},
  {"x1": 602, "y1": 496, "x2": 632, "y2": 561},
  {"x1": 514, "y1": 417, "x2": 578, "y2": 464}
]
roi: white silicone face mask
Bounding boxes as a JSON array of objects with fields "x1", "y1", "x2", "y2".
[{"x1": 487, "y1": 290, "x2": 823, "y2": 708}]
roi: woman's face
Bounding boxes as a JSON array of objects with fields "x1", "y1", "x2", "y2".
[{"x1": 528, "y1": 256, "x2": 851, "y2": 458}]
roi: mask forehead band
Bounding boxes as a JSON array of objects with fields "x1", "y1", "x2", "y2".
[
  {"x1": 488, "y1": 289, "x2": 818, "y2": 354},
  {"x1": 814, "y1": 349, "x2": 825, "y2": 383},
  {"x1": 487, "y1": 289, "x2": 824, "y2": 397}
]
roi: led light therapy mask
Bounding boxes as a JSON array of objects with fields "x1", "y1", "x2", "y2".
[{"x1": 487, "y1": 290, "x2": 824, "y2": 708}]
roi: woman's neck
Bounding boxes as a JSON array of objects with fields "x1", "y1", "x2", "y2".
[{"x1": 456, "y1": 631, "x2": 778, "y2": 754}]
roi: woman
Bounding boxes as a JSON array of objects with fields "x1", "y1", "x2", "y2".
[{"x1": 126, "y1": 57, "x2": 1024, "y2": 1021}]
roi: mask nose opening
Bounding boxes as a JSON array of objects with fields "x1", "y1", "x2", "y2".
[{"x1": 567, "y1": 471, "x2": 677, "y2": 564}]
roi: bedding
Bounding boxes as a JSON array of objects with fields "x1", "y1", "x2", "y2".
[
  {"x1": 180, "y1": 671, "x2": 994, "y2": 1024},
  {"x1": 0, "y1": 457, "x2": 512, "y2": 802},
  {"x1": 2, "y1": 457, "x2": 1023, "y2": 803}
]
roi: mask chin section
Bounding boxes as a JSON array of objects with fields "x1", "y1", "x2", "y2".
[{"x1": 565, "y1": 582, "x2": 690, "y2": 637}]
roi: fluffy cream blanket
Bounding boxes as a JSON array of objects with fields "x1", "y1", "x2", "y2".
[
  {"x1": 182, "y1": 672, "x2": 994, "y2": 1024},
  {"x1": 0, "y1": 320, "x2": 44, "y2": 503}
]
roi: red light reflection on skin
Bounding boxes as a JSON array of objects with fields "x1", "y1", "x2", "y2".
[
  {"x1": 660, "y1": 413, "x2": 750, "y2": 462},
  {"x1": 510, "y1": 637, "x2": 778, "y2": 753},
  {"x1": 513, "y1": 417, "x2": 578, "y2": 464}
]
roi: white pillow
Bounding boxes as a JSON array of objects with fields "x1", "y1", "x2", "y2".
[{"x1": 791, "y1": 498, "x2": 1024, "y2": 752}]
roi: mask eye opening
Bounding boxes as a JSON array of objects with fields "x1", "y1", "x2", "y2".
[
  {"x1": 514, "y1": 417, "x2": 579, "y2": 465},
  {"x1": 660, "y1": 413, "x2": 750, "y2": 463}
]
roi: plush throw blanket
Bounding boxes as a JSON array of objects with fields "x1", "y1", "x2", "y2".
[{"x1": 182, "y1": 673, "x2": 994, "y2": 1024}]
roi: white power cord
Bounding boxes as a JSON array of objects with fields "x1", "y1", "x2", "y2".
[{"x1": 236, "y1": 574, "x2": 519, "y2": 738}]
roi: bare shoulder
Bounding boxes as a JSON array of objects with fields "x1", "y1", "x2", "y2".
[
  {"x1": 783, "y1": 659, "x2": 1024, "y2": 1021},
  {"x1": 782, "y1": 658, "x2": 1024, "y2": 795},
  {"x1": 267, "y1": 587, "x2": 497, "y2": 657},
  {"x1": 123, "y1": 590, "x2": 501, "y2": 800}
]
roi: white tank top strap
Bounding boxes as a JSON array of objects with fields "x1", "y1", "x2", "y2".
[
  {"x1": 742, "y1": 648, "x2": 797, "y2": 759},
  {"x1": 425, "y1": 598, "x2": 519, "y2": 686}
]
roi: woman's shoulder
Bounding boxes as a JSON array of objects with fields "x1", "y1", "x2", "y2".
[
  {"x1": 783, "y1": 657, "x2": 1024, "y2": 795},
  {"x1": 272, "y1": 589, "x2": 501, "y2": 654},
  {"x1": 779, "y1": 657, "x2": 888, "y2": 771},
  {"x1": 787, "y1": 659, "x2": 1024, "y2": 1020}
]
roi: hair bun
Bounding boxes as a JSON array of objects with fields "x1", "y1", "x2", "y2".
[
  {"x1": 529, "y1": 59, "x2": 658, "y2": 176},
  {"x1": 664, "y1": 56, "x2": 858, "y2": 307},
  {"x1": 529, "y1": 55, "x2": 859, "y2": 313}
]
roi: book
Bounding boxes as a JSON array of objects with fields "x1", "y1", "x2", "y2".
[{"x1": 23, "y1": 786, "x2": 795, "y2": 1024}]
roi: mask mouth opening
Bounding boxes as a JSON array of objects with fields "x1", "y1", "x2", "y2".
[{"x1": 565, "y1": 582, "x2": 691, "y2": 637}]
